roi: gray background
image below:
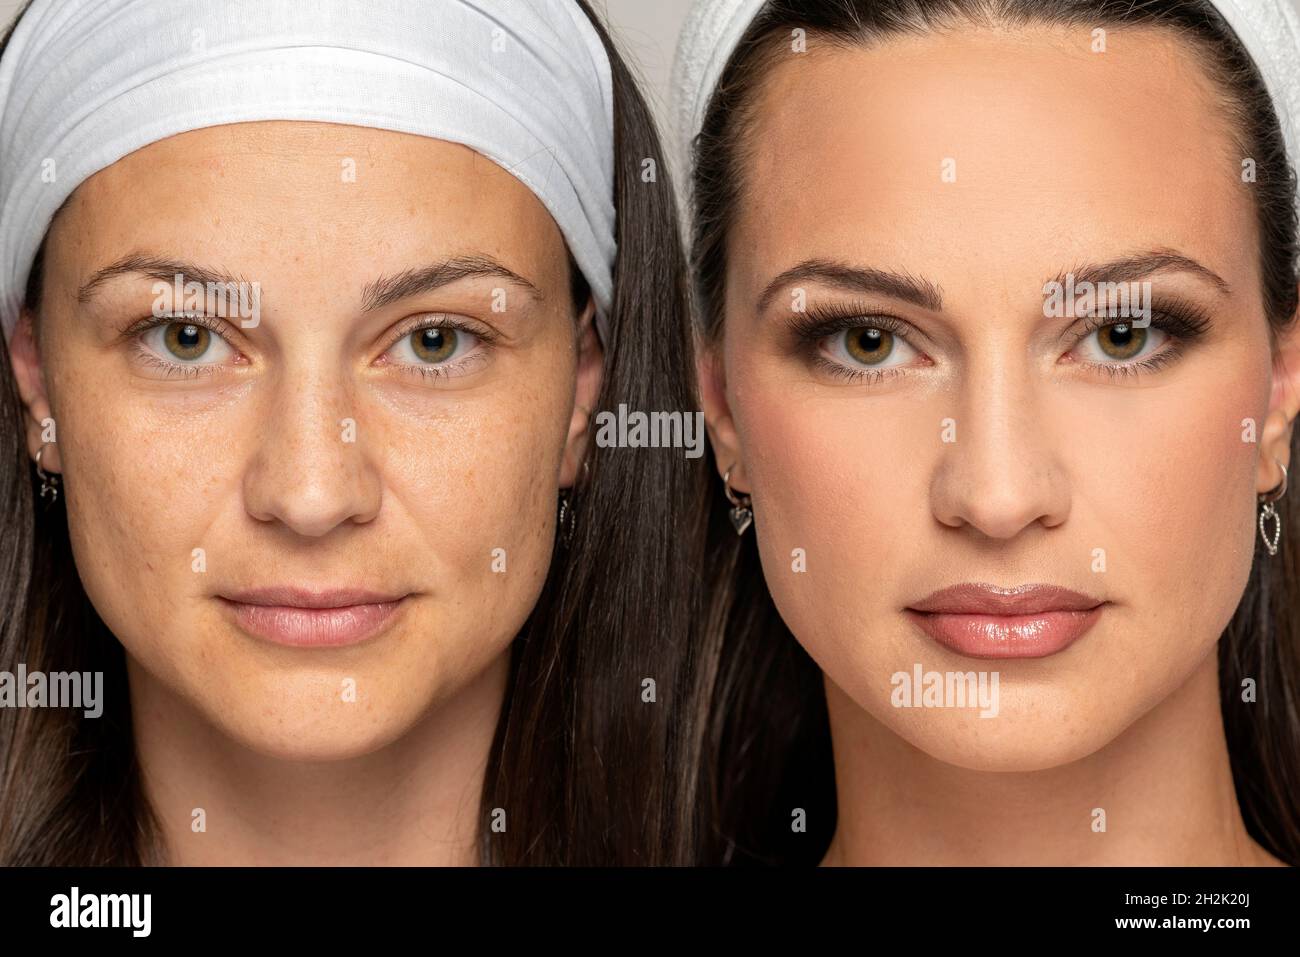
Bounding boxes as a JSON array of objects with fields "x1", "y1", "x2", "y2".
[{"x1": 2, "y1": 0, "x2": 1297, "y2": 165}]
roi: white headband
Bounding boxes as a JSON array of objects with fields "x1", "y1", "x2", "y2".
[
  {"x1": 672, "y1": 0, "x2": 1300, "y2": 213},
  {"x1": 0, "y1": 0, "x2": 616, "y2": 342}
]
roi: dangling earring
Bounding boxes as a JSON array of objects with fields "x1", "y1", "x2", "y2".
[
  {"x1": 557, "y1": 490, "x2": 575, "y2": 548},
  {"x1": 556, "y1": 458, "x2": 589, "y2": 549},
  {"x1": 723, "y1": 464, "x2": 752, "y2": 536},
  {"x1": 1259, "y1": 460, "x2": 1287, "y2": 557},
  {"x1": 35, "y1": 442, "x2": 61, "y2": 504}
]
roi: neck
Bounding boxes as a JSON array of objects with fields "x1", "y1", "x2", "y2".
[
  {"x1": 820, "y1": 651, "x2": 1281, "y2": 866},
  {"x1": 128, "y1": 652, "x2": 509, "y2": 866}
]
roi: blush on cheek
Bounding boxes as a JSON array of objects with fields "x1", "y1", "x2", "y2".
[
  {"x1": 734, "y1": 385, "x2": 935, "y2": 623},
  {"x1": 1077, "y1": 385, "x2": 1260, "y2": 641}
]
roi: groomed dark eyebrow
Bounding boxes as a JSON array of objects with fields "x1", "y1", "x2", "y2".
[
  {"x1": 76, "y1": 252, "x2": 544, "y2": 311},
  {"x1": 756, "y1": 248, "x2": 1232, "y2": 317},
  {"x1": 1050, "y1": 249, "x2": 1232, "y2": 297},
  {"x1": 757, "y1": 259, "x2": 944, "y2": 313}
]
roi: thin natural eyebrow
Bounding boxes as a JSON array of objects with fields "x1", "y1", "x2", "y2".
[
  {"x1": 360, "y1": 255, "x2": 543, "y2": 312},
  {"x1": 76, "y1": 252, "x2": 545, "y2": 312},
  {"x1": 1050, "y1": 249, "x2": 1232, "y2": 297},
  {"x1": 77, "y1": 254, "x2": 255, "y2": 304},
  {"x1": 756, "y1": 258, "x2": 944, "y2": 314}
]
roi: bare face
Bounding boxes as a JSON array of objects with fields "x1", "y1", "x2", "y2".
[
  {"x1": 703, "y1": 28, "x2": 1300, "y2": 770},
  {"x1": 13, "y1": 121, "x2": 601, "y2": 760}
]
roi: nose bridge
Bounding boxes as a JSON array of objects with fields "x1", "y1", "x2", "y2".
[
  {"x1": 243, "y1": 353, "x2": 381, "y2": 536},
  {"x1": 932, "y1": 344, "x2": 1068, "y2": 538}
]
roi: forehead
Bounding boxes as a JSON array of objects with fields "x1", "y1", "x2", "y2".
[
  {"x1": 49, "y1": 120, "x2": 566, "y2": 286},
  {"x1": 730, "y1": 25, "x2": 1257, "y2": 305}
]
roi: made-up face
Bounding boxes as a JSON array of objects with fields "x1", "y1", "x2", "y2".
[
  {"x1": 12, "y1": 120, "x2": 601, "y2": 760},
  {"x1": 702, "y1": 27, "x2": 1300, "y2": 771}
]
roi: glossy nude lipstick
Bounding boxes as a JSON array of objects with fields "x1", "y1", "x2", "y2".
[
  {"x1": 217, "y1": 586, "x2": 410, "y2": 648},
  {"x1": 905, "y1": 582, "x2": 1105, "y2": 659}
]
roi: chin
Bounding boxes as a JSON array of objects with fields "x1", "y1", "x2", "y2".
[
  {"x1": 215, "y1": 704, "x2": 420, "y2": 762},
  {"x1": 860, "y1": 682, "x2": 1126, "y2": 772}
]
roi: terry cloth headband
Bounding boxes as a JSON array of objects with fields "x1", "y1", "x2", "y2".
[
  {"x1": 671, "y1": 0, "x2": 1300, "y2": 215},
  {"x1": 0, "y1": 0, "x2": 616, "y2": 342}
]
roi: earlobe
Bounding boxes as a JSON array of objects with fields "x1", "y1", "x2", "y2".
[
  {"x1": 696, "y1": 346, "x2": 749, "y2": 492},
  {"x1": 7, "y1": 309, "x2": 62, "y2": 472},
  {"x1": 1258, "y1": 312, "x2": 1300, "y2": 494},
  {"x1": 560, "y1": 297, "x2": 604, "y2": 488}
]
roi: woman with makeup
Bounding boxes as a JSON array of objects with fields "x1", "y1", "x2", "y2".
[
  {"x1": 0, "y1": 0, "x2": 707, "y2": 865},
  {"x1": 674, "y1": 0, "x2": 1300, "y2": 866}
]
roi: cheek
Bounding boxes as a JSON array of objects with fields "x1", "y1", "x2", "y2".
[
  {"x1": 1070, "y1": 370, "x2": 1263, "y2": 645},
  {"x1": 381, "y1": 378, "x2": 572, "y2": 638},
  {"x1": 57, "y1": 386, "x2": 218, "y2": 670},
  {"x1": 728, "y1": 359, "x2": 936, "y2": 646}
]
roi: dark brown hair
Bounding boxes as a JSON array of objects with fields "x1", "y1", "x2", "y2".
[
  {"x1": 687, "y1": 0, "x2": 1300, "y2": 865},
  {"x1": 0, "y1": 0, "x2": 710, "y2": 865}
]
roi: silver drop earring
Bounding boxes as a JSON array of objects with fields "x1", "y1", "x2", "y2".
[
  {"x1": 1259, "y1": 460, "x2": 1287, "y2": 557},
  {"x1": 723, "y1": 464, "x2": 752, "y2": 536},
  {"x1": 35, "y1": 442, "x2": 60, "y2": 504}
]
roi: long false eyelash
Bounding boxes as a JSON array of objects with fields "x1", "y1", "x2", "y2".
[
  {"x1": 786, "y1": 303, "x2": 927, "y2": 383},
  {"x1": 1069, "y1": 300, "x2": 1212, "y2": 379},
  {"x1": 785, "y1": 303, "x2": 917, "y2": 344},
  {"x1": 1073, "y1": 299, "x2": 1213, "y2": 345},
  {"x1": 787, "y1": 299, "x2": 1212, "y2": 383}
]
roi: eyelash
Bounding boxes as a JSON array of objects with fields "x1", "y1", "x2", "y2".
[
  {"x1": 123, "y1": 313, "x2": 495, "y2": 381},
  {"x1": 789, "y1": 302, "x2": 1211, "y2": 384}
]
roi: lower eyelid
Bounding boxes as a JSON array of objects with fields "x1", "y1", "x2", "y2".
[
  {"x1": 132, "y1": 340, "x2": 224, "y2": 376},
  {"x1": 398, "y1": 350, "x2": 490, "y2": 380}
]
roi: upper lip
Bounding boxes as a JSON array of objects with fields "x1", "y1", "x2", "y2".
[
  {"x1": 907, "y1": 582, "x2": 1104, "y2": 615},
  {"x1": 218, "y1": 586, "x2": 409, "y2": 609}
]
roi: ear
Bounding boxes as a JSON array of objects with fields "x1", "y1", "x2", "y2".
[
  {"x1": 1259, "y1": 301, "x2": 1300, "y2": 495},
  {"x1": 7, "y1": 309, "x2": 62, "y2": 472},
  {"x1": 559, "y1": 293, "x2": 603, "y2": 488},
  {"x1": 697, "y1": 339, "x2": 748, "y2": 493}
]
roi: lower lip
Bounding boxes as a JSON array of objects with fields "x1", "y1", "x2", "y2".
[
  {"x1": 905, "y1": 606, "x2": 1104, "y2": 659},
  {"x1": 220, "y1": 597, "x2": 408, "y2": 648}
]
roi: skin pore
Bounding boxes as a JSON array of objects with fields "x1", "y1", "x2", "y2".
[
  {"x1": 701, "y1": 27, "x2": 1299, "y2": 865},
  {"x1": 9, "y1": 121, "x2": 602, "y2": 864}
]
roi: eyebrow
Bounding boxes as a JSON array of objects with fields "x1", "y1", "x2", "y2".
[
  {"x1": 77, "y1": 252, "x2": 543, "y2": 311},
  {"x1": 1049, "y1": 249, "x2": 1232, "y2": 297},
  {"x1": 757, "y1": 259, "x2": 944, "y2": 313},
  {"x1": 756, "y1": 247, "x2": 1232, "y2": 315}
]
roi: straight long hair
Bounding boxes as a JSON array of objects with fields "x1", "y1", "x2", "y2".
[{"x1": 0, "y1": 0, "x2": 710, "y2": 865}]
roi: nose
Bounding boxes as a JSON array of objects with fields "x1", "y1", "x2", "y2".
[
  {"x1": 930, "y1": 357, "x2": 1070, "y2": 540},
  {"x1": 242, "y1": 361, "x2": 382, "y2": 536}
]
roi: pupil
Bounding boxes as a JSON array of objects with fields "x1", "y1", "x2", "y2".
[
  {"x1": 1108, "y1": 323, "x2": 1132, "y2": 346},
  {"x1": 857, "y1": 329, "x2": 883, "y2": 352},
  {"x1": 178, "y1": 324, "x2": 200, "y2": 347},
  {"x1": 422, "y1": 329, "x2": 444, "y2": 350}
]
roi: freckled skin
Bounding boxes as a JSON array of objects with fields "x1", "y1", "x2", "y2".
[
  {"x1": 9, "y1": 121, "x2": 602, "y2": 863},
  {"x1": 701, "y1": 28, "x2": 1300, "y2": 865}
]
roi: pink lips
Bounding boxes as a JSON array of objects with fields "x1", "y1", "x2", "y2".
[
  {"x1": 905, "y1": 582, "x2": 1105, "y2": 659},
  {"x1": 217, "y1": 586, "x2": 410, "y2": 648}
]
